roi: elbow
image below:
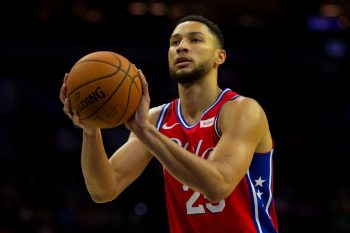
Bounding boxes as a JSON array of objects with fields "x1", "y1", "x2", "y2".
[
  {"x1": 89, "y1": 191, "x2": 118, "y2": 203},
  {"x1": 90, "y1": 194, "x2": 110, "y2": 203},
  {"x1": 205, "y1": 190, "x2": 231, "y2": 203},
  {"x1": 204, "y1": 182, "x2": 237, "y2": 203}
]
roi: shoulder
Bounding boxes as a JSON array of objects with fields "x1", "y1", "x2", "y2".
[
  {"x1": 222, "y1": 96, "x2": 266, "y2": 118},
  {"x1": 149, "y1": 104, "x2": 168, "y2": 125},
  {"x1": 216, "y1": 95, "x2": 272, "y2": 152},
  {"x1": 218, "y1": 96, "x2": 269, "y2": 134}
]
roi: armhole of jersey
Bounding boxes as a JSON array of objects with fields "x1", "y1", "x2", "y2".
[
  {"x1": 214, "y1": 94, "x2": 240, "y2": 138},
  {"x1": 156, "y1": 103, "x2": 171, "y2": 131}
]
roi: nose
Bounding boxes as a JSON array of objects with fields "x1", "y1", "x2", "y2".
[{"x1": 176, "y1": 40, "x2": 188, "y2": 53}]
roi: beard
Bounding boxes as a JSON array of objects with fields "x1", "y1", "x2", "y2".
[{"x1": 169, "y1": 60, "x2": 211, "y2": 85}]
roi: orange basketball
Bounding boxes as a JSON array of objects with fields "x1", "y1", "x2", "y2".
[{"x1": 66, "y1": 51, "x2": 142, "y2": 128}]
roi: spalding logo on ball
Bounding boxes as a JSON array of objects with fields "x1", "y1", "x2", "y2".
[
  {"x1": 73, "y1": 86, "x2": 107, "y2": 113},
  {"x1": 66, "y1": 51, "x2": 142, "y2": 129}
]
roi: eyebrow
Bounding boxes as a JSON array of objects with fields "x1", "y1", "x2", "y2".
[{"x1": 170, "y1": 31, "x2": 205, "y2": 39}]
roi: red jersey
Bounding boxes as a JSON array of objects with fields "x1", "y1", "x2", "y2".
[{"x1": 156, "y1": 88, "x2": 279, "y2": 233}]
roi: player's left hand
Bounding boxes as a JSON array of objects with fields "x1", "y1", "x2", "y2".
[{"x1": 125, "y1": 69, "x2": 151, "y2": 135}]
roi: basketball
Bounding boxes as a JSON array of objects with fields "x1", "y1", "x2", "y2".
[{"x1": 66, "y1": 51, "x2": 142, "y2": 128}]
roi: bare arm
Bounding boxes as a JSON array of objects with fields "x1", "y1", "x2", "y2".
[
  {"x1": 207, "y1": 97, "x2": 272, "y2": 200},
  {"x1": 127, "y1": 72, "x2": 271, "y2": 202},
  {"x1": 60, "y1": 73, "x2": 162, "y2": 203},
  {"x1": 80, "y1": 129, "x2": 153, "y2": 203}
]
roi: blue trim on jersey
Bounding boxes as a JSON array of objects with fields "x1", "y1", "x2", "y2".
[
  {"x1": 156, "y1": 103, "x2": 171, "y2": 131},
  {"x1": 246, "y1": 150, "x2": 277, "y2": 233},
  {"x1": 214, "y1": 94, "x2": 240, "y2": 137},
  {"x1": 177, "y1": 88, "x2": 231, "y2": 129}
]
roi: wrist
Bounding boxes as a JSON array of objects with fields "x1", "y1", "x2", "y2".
[
  {"x1": 132, "y1": 122, "x2": 156, "y2": 141},
  {"x1": 83, "y1": 128, "x2": 100, "y2": 138}
]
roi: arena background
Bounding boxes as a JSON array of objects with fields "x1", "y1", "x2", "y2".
[{"x1": 0, "y1": 0, "x2": 349, "y2": 232}]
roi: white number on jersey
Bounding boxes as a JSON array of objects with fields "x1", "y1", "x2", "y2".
[{"x1": 183, "y1": 185, "x2": 225, "y2": 215}]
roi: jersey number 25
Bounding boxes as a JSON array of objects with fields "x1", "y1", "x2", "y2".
[{"x1": 183, "y1": 185, "x2": 225, "y2": 215}]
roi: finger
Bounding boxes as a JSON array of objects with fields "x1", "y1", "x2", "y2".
[
  {"x1": 72, "y1": 114, "x2": 82, "y2": 128},
  {"x1": 138, "y1": 69, "x2": 149, "y2": 98},
  {"x1": 59, "y1": 84, "x2": 67, "y2": 104},
  {"x1": 63, "y1": 98, "x2": 73, "y2": 120},
  {"x1": 59, "y1": 73, "x2": 69, "y2": 104},
  {"x1": 63, "y1": 73, "x2": 68, "y2": 84}
]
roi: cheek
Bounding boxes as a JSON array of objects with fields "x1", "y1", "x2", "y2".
[
  {"x1": 192, "y1": 47, "x2": 209, "y2": 57},
  {"x1": 168, "y1": 49, "x2": 176, "y2": 62}
]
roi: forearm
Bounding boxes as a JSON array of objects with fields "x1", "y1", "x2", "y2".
[
  {"x1": 81, "y1": 129, "x2": 116, "y2": 202},
  {"x1": 136, "y1": 125, "x2": 225, "y2": 201}
]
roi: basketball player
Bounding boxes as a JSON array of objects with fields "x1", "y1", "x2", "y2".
[{"x1": 60, "y1": 15, "x2": 279, "y2": 233}]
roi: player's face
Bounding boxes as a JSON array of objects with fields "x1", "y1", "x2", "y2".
[{"x1": 168, "y1": 21, "x2": 219, "y2": 84}]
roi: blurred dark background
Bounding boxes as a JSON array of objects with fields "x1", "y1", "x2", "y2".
[{"x1": 0, "y1": 0, "x2": 349, "y2": 232}]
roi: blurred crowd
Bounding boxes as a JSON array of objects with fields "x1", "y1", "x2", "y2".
[{"x1": 0, "y1": 0, "x2": 349, "y2": 232}]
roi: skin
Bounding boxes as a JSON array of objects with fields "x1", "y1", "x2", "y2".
[{"x1": 59, "y1": 21, "x2": 272, "y2": 203}]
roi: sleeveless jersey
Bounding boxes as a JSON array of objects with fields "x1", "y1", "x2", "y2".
[{"x1": 155, "y1": 88, "x2": 279, "y2": 233}]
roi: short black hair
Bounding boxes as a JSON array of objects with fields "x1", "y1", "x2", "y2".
[{"x1": 175, "y1": 15, "x2": 224, "y2": 49}]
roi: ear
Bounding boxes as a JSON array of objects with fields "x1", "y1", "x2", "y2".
[{"x1": 215, "y1": 49, "x2": 226, "y2": 65}]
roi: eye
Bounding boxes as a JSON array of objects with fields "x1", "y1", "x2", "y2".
[
  {"x1": 191, "y1": 38, "x2": 202, "y2": 43},
  {"x1": 171, "y1": 39, "x2": 180, "y2": 46}
]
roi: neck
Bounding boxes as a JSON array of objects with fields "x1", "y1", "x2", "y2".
[{"x1": 178, "y1": 75, "x2": 221, "y2": 125}]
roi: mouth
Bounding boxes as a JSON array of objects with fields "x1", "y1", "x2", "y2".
[{"x1": 174, "y1": 57, "x2": 192, "y2": 68}]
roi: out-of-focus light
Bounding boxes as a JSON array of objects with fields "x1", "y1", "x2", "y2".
[
  {"x1": 320, "y1": 4, "x2": 341, "y2": 17},
  {"x1": 168, "y1": 4, "x2": 186, "y2": 19},
  {"x1": 129, "y1": 2, "x2": 147, "y2": 15},
  {"x1": 85, "y1": 9, "x2": 103, "y2": 22},
  {"x1": 72, "y1": 2, "x2": 87, "y2": 17},
  {"x1": 325, "y1": 39, "x2": 346, "y2": 58},
  {"x1": 134, "y1": 202, "x2": 148, "y2": 216},
  {"x1": 71, "y1": 2, "x2": 103, "y2": 23},
  {"x1": 239, "y1": 14, "x2": 256, "y2": 27},
  {"x1": 239, "y1": 14, "x2": 265, "y2": 27},
  {"x1": 307, "y1": 16, "x2": 340, "y2": 32},
  {"x1": 149, "y1": 2, "x2": 167, "y2": 16},
  {"x1": 337, "y1": 16, "x2": 350, "y2": 29}
]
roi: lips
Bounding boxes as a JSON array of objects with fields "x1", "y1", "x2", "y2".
[{"x1": 174, "y1": 57, "x2": 192, "y2": 65}]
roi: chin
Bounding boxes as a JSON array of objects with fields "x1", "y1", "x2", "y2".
[{"x1": 170, "y1": 65, "x2": 205, "y2": 84}]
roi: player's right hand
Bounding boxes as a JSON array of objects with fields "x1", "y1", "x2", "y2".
[{"x1": 59, "y1": 73, "x2": 98, "y2": 133}]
